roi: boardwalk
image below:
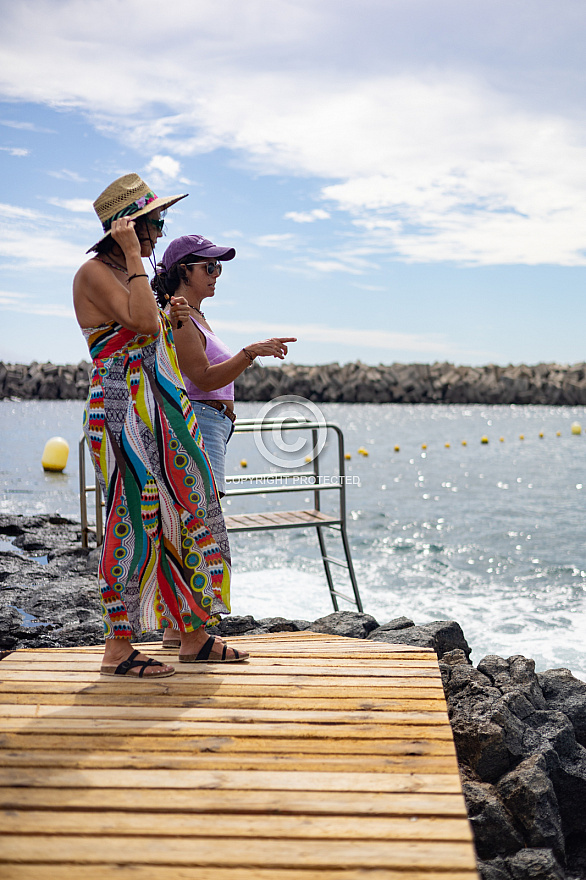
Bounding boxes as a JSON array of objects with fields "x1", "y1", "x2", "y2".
[{"x1": 0, "y1": 631, "x2": 478, "y2": 879}]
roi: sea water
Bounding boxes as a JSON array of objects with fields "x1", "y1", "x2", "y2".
[{"x1": 1, "y1": 399, "x2": 585, "y2": 678}]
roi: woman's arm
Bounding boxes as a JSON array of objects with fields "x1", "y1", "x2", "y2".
[
  {"x1": 73, "y1": 219, "x2": 159, "y2": 335},
  {"x1": 170, "y1": 300, "x2": 296, "y2": 392}
]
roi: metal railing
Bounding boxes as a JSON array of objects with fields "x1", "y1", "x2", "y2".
[{"x1": 78, "y1": 417, "x2": 363, "y2": 612}]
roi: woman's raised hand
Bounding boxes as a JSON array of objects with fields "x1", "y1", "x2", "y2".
[
  {"x1": 247, "y1": 337, "x2": 297, "y2": 360},
  {"x1": 110, "y1": 217, "x2": 141, "y2": 255},
  {"x1": 169, "y1": 296, "x2": 191, "y2": 330}
]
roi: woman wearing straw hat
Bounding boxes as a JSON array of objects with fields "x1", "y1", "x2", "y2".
[{"x1": 73, "y1": 173, "x2": 248, "y2": 678}]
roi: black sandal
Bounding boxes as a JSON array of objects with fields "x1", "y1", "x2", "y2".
[
  {"x1": 101, "y1": 648, "x2": 175, "y2": 678},
  {"x1": 178, "y1": 635, "x2": 249, "y2": 663}
]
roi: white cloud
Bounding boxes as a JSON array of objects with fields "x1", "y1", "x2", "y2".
[
  {"x1": 253, "y1": 233, "x2": 296, "y2": 248},
  {"x1": 304, "y1": 260, "x2": 364, "y2": 275},
  {"x1": 285, "y1": 209, "x2": 330, "y2": 223},
  {"x1": 145, "y1": 156, "x2": 181, "y2": 180},
  {"x1": 0, "y1": 203, "x2": 41, "y2": 220},
  {"x1": 352, "y1": 283, "x2": 387, "y2": 292},
  {"x1": 0, "y1": 119, "x2": 54, "y2": 133},
  {"x1": 0, "y1": 203, "x2": 90, "y2": 269},
  {"x1": 0, "y1": 291, "x2": 26, "y2": 306},
  {"x1": 0, "y1": 290, "x2": 75, "y2": 318},
  {"x1": 0, "y1": 146, "x2": 29, "y2": 157},
  {"x1": 47, "y1": 197, "x2": 94, "y2": 213},
  {"x1": 212, "y1": 318, "x2": 489, "y2": 359},
  {"x1": 2, "y1": 1, "x2": 586, "y2": 265},
  {"x1": 48, "y1": 169, "x2": 87, "y2": 182}
]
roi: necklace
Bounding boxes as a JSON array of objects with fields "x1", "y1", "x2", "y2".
[
  {"x1": 98, "y1": 257, "x2": 128, "y2": 274},
  {"x1": 189, "y1": 304, "x2": 206, "y2": 319}
]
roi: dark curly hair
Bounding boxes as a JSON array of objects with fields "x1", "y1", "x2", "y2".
[{"x1": 151, "y1": 254, "x2": 205, "y2": 308}]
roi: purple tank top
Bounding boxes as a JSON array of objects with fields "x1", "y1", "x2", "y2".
[{"x1": 182, "y1": 315, "x2": 234, "y2": 401}]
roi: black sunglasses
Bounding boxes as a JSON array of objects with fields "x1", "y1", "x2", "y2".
[
  {"x1": 145, "y1": 217, "x2": 165, "y2": 232},
  {"x1": 184, "y1": 260, "x2": 223, "y2": 276}
]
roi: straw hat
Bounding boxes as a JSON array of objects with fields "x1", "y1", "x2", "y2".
[{"x1": 87, "y1": 172, "x2": 188, "y2": 252}]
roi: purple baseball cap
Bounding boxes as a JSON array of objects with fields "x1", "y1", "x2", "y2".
[{"x1": 161, "y1": 234, "x2": 236, "y2": 271}]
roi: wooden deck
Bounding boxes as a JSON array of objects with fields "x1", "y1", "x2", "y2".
[{"x1": 0, "y1": 631, "x2": 479, "y2": 879}]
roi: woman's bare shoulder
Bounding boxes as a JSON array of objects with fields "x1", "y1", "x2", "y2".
[{"x1": 74, "y1": 257, "x2": 106, "y2": 287}]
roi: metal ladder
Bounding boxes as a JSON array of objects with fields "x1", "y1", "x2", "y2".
[{"x1": 78, "y1": 418, "x2": 363, "y2": 613}]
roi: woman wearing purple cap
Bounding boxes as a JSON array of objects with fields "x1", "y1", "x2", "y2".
[{"x1": 153, "y1": 234, "x2": 296, "y2": 498}]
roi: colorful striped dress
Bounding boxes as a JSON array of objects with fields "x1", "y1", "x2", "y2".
[{"x1": 82, "y1": 314, "x2": 231, "y2": 638}]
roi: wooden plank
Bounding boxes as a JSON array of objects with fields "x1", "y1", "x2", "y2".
[
  {"x1": 0, "y1": 676, "x2": 446, "y2": 700},
  {"x1": 3, "y1": 644, "x2": 436, "y2": 659},
  {"x1": 0, "y1": 693, "x2": 450, "y2": 711},
  {"x1": 0, "y1": 666, "x2": 444, "y2": 686},
  {"x1": 0, "y1": 701, "x2": 449, "y2": 725},
  {"x1": 1, "y1": 713, "x2": 452, "y2": 736},
  {"x1": 0, "y1": 786, "x2": 469, "y2": 816},
  {"x1": 0, "y1": 750, "x2": 459, "y2": 774},
  {"x1": 1, "y1": 648, "x2": 441, "y2": 678},
  {"x1": 0, "y1": 767, "x2": 462, "y2": 792},
  {"x1": 2, "y1": 632, "x2": 419, "y2": 645},
  {"x1": 0, "y1": 705, "x2": 453, "y2": 728},
  {"x1": 0, "y1": 836, "x2": 478, "y2": 869},
  {"x1": 0, "y1": 866, "x2": 480, "y2": 880},
  {"x1": 0, "y1": 733, "x2": 456, "y2": 754},
  {"x1": 0, "y1": 712, "x2": 455, "y2": 738},
  {"x1": 225, "y1": 509, "x2": 338, "y2": 530},
  {"x1": 1, "y1": 810, "x2": 472, "y2": 841}
]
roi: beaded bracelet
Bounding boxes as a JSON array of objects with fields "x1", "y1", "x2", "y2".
[{"x1": 128, "y1": 273, "x2": 148, "y2": 282}]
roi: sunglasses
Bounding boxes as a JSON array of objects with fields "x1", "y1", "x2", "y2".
[
  {"x1": 184, "y1": 260, "x2": 223, "y2": 276},
  {"x1": 145, "y1": 217, "x2": 165, "y2": 232}
]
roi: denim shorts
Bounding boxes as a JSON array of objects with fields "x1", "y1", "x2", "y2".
[{"x1": 189, "y1": 401, "x2": 234, "y2": 495}]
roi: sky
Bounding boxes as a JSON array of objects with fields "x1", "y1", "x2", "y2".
[{"x1": 1, "y1": 0, "x2": 586, "y2": 367}]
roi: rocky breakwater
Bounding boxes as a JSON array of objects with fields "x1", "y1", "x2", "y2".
[
  {"x1": 1, "y1": 514, "x2": 586, "y2": 879},
  {"x1": 0, "y1": 360, "x2": 92, "y2": 400},
  {"x1": 236, "y1": 361, "x2": 586, "y2": 405},
  {"x1": 4, "y1": 359, "x2": 586, "y2": 405}
]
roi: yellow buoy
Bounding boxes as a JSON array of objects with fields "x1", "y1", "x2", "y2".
[
  {"x1": 344, "y1": 453, "x2": 351, "y2": 460},
  {"x1": 358, "y1": 447, "x2": 369, "y2": 456},
  {"x1": 421, "y1": 443, "x2": 427, "y2": 450},
  {"x1": 571, "y1": 422, "x2": 582, "y2": 435},
  {"x1": 519, "y1": 435, "x2": 525, "y2": 440},
  {"x1": 556, "y1": 431, "x2": 561, "y2": 437},
  {"x1": 304, "y1": 455, "x2": 312, "y2": 463},
  {"x1": 394, "y1": 445, "x2": 400, "y2": 452},
  {"x1": 499, "y1": 437, "x2": 505, "y2": 443},
  {"x1": 42, "y1": 437, "x2": 69, "y2": 472},
  {"x1": 461, "y1": 440, "x2": 467, "y2": 446},
  {"x1": 240, "y1": 459, "x2": 248, "y2": 468},
  {"x1": 539, "y1": 432, "x2": 544, "y2": 438},
  {"x1": 481, "y1": 436, "x2": 489, "y2": 444},
  {"x1": 445, "y1": 442, "x2": 450, "y2": 448}
]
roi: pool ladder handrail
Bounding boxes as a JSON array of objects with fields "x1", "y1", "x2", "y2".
[{"x1": 78, "y1": 417, "x2": 363, "y2": 613}]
